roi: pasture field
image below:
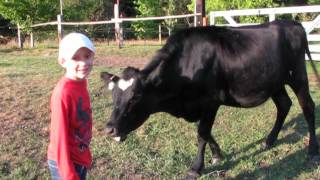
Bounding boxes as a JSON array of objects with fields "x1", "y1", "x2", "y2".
[{"x1": 0, "y1": 45, "x2": 320, "y2": 179}]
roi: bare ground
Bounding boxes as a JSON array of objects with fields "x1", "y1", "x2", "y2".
[{"x1": 95, "y1": 56, "x2": 150, "y2": 69}]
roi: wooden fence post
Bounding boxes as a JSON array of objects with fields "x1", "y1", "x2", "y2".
[
  {"x1": 114, "y1": 4, "x2": 123, "y2": 48},
  {"x1": 195, "y1": 0, "x2": 205, "y2": 26},
  {"x1": 30, "y1": 32, "x2": 34, "y2": 48},
  {"x1": 119, "y1": 24, "x2": 123, "y2": 47},
  {"x1": 158, "y1": 24, "x2": 162, "y2": 44},
  {"x1": 57, "y1": 14, "x2": 64, "y2": 42},
  {"x1": 17, "y1": 24, "x2": 23, "y2": 48},
  {"x1": 194, "y1": 2, "x2": 197, "y2": 27},
  {"x1": 203, "y1": 17, "x2": 208, "y2": 26}
]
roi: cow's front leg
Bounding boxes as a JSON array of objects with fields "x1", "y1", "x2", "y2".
[
  {"x1": 186, "y1": 107, "x2": 221, "y2": 179},
  {"x1": 186, "y1": 135, "x2": 207, "y2": 179}
]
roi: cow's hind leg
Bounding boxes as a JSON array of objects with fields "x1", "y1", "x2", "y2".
[
  {"x1": 290, "y1": 81, "x2": 319, "y2": 156},
  {"x1": 288, "y1": 59, "x2": 319, "y2": 156},
  {"x1": 263, "y1": 86, "x2": 292, "y2": 149},
  {"x1": 186, "y1": 107, "x2": 222, "y2": 179}
]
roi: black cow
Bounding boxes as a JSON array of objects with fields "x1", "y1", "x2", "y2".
[{"x1": 101, "y1": 20, "x2": 319, "y2": 178}]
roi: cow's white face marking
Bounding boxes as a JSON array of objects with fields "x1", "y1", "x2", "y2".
[
  {"x1": 118, "y1": 78, "x2": 135, "y2": 91},
  {"x1": 108, "y1": 81, "x2": 115, "y2": 90}
]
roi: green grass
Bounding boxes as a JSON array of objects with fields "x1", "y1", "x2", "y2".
[{"x1": 0, "y1": 46, "x2": 320, "y2": 179}]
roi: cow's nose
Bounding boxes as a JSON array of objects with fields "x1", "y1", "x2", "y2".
[{"x1": 105, "y1": 125, "x2": 117, "y2": 137}]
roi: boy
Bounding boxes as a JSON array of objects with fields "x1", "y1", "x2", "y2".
[{"x1": 47, "y1": 32, "x2": 95, "y2": 180}]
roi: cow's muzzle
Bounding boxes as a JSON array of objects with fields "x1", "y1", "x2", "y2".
[{"x1": 105, "y1": 126, "x2": 126, "y2": 142}]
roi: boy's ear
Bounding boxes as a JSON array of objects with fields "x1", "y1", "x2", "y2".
[
  {"x1": 100, "y1": 72, "x2": 119, "y2": 90},
  {"x1": 58, "y1": 57, "x2": 66, "y2": 67}
]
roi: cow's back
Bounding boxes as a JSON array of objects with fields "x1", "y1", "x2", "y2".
[{"x1": 143, "y1": 20, "x2": 308, "y2": 107}]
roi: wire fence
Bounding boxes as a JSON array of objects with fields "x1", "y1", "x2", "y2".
[
  {"x1": 0, "y1": 17, "x2": 196, "y2": 48},
  {"x1": 7, "y1": 21, "x2": 193, "y2": 48}
]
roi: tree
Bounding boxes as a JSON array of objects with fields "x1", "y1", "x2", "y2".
[
  {"x1": 0, "y1": 0, "x2": 58, "y2": 32},
  {"x1": 274, "y1": 0, "x2": 308, "y2": 5},
  {"x1": 132, "y1": 0, "x2": 192, "y2": 39},
  {"x1": 120, "y1": 0, "x2": 137, "y2": 18},
  {"x1": 188, "y1": 0, "x2": 274, "y2": 12},
  {"x1": 162, "y1": 0, "x2": 193, "y2": 34},
  {"x1": 309, "y1": 0, "x2": 320, "y2": 4},
  {"x1": 61, "y1": 0, "x2": 100, "y2": 21}
]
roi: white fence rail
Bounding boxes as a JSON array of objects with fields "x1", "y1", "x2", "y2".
[
  {"x1": 27, "y1": 13, "x2": 201, "y2": 48},
  {"x1": 210, "y1": 5, "x2": 320, "y2": 61},
  {"x1": 31, "y1": 14, "x2": 201, "y2": 27}
]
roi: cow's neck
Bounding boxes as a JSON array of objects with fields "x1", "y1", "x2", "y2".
[{"x1": 145, "y1": 82, "x2": 210, "y2": 122}]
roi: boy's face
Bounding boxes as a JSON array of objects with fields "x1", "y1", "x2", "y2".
[{"x1": 61, "y1": 47, "x2": 95, "y2": 80}]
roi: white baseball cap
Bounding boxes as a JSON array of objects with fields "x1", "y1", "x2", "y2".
[{"x1": 58, "y1": 32, "x2": 95, "y2": 61}]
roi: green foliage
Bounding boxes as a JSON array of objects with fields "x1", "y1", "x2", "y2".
[
  {"x1": 0, "y1": 0, "x2": 126, "y2": 33},
  {"x1": 309, "y1": 0, "x2": 320, "y2": 4},
  {"x1": 188, "y1": 0, "x2": 275, "y2": 24},
  {"x1": 208, "y1": 0, "x2": 274, "y2": 10},
  {"x1": 62, "y1": 0, "x2": 98, "y2": 21},
  {"x1": 188, "y1": 0, "x2": 274, "y2": 13},
  {"x1": 132, "y1": 0, "x2": 161, "y2": 39},
  {"x1": 0, "y1": 0, "x2": 58, "y2": 32},
  {"x1": 132, "y1": 0, "x2": 192, "y2": 39}
]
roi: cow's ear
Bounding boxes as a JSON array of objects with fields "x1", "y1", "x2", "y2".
[{"x1": 100, "y1": 72, "x2": 120, "y2": 90}]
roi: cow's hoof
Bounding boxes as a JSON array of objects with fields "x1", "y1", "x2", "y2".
[
  {"x1": 261, "y1": 141, "x2": 273, "y2": 150},
  {"x1": 185, "y1": 170, "x2": 201, "y2": 180}
]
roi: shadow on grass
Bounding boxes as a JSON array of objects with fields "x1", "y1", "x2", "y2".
[
  {"x1": 203, "y1": 104, "x2": 320, "y2": 179},
  {"x1": 0, "y1": 47, "x2": 57, "y2": 54},
  {"x1": 0, "y1": 48, "x2": 20, "y2": 53},
  {"x1": 0, "y1": 62, "x2": 12, "y2": 67}
]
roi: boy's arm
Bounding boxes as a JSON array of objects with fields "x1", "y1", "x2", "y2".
[{"x1": 51, "y1": 97, "x2": 80, "y2": 180}]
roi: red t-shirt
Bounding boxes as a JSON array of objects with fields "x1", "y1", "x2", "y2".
[{"x1": 48, "y1": 77, "x2": 92, "y2": 180}]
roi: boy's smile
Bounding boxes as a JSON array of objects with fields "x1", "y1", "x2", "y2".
[{"x1": 62, "y1": 47, "x2": 95, "y2": 80}]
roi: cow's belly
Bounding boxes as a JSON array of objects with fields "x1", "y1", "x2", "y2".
[
  {"x1": 217, "y1": 80, "x2": 277, "y2": 107},
  {"x1": 227, "y1": 90, "x2": 271, "y2": 107},
  {"x1": 221, "y1": 66, "x2": 284, "y2": 107}
]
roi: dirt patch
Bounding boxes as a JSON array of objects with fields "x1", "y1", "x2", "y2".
[{"x1": 95, "y1": 56, "x2": 150, "y2": 69}]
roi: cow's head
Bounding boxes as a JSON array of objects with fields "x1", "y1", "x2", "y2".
[{"x1": 101, "y1": 67, "x2": 152, "y2": 142}]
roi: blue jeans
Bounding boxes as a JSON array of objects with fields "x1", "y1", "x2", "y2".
[{"x1": 48, "y1": 159, "x2": 87, "y2": 180}]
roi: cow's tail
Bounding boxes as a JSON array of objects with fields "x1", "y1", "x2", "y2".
[{"x1": 305, "y1": 40, "x2": 320, "y2": 87}]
